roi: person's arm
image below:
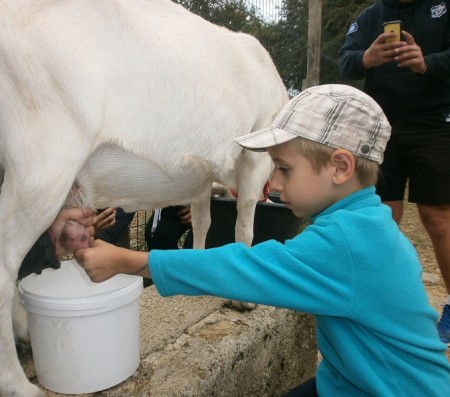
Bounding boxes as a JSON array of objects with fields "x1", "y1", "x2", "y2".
[
  {"x1": 339, "y1": 12, "x2": 374, "y2": 79},
  {"x1": 339, "y1": 8, "x2": 407, "y2": 79},
  {"x1": 75, "y1": 239, "x2": 150, "y2": 282},
  {"x1": 407, "y1": 30, "x2": 450, "y2": 77},
  {"x1": 75, "y1": 220, "x2": 356, "y2": 316}
]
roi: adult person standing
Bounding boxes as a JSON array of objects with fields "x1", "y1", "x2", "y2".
[{"x1": 339, "y1": 0, "x2": 450, "y2": 344}]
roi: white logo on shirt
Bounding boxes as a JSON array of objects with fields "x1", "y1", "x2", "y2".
[
  {"x1": 347, "y1": 22, "x2": 358, "y2": 35},
  {"x1": 431, "y1": 2, "x2": 447, "y2": 18}
]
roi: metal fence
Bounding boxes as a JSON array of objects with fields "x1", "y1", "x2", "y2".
[{"x1": 247, "y1": 0, "x2": 310, "y2": 94}]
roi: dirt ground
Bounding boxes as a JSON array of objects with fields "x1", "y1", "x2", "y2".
[{"x1": 400, "y1": 201, "x2": 449, "y2": 360}]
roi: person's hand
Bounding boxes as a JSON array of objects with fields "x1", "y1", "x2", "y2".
[
  {"x1": 362, "y1": 31, "x2": 407, "y2": 69},
  {"x1": 74, "y1": 239, "x2": 150, "y2": 282},
  {"x1": 93, "y1": 207, "x2": 117, "y2": 234},
  {"x1": 393, "y1": 30, "x2": 427, "y2": 74},
  {"x1": 75, "y1": 239, "x2": 124, "y2": 282},
  {"x1": 50, "y1": 208, "x2": 95, "y2": 257},
  {"x1": 177, "y1": 205, "x2": 192, "y2": 225}
]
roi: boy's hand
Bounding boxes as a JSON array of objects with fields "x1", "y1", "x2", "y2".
[
  {"x1": 75, "y1": 240, "x2": 150, "y2": 283},
  {"x1": 75, "y1": 239, "x2": 124, "y2": 282}
]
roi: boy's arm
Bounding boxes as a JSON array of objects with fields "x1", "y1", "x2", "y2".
[{"x1": 75, "y1": 239, "x2": 150, "y2": 282}]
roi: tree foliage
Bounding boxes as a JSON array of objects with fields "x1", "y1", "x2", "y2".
[
  {"x1": 175, "y1": 0, "x2": 261, "y2": 30},
  {"x1": 321, "y1": 0, "x2": 375, "y2": 84}
]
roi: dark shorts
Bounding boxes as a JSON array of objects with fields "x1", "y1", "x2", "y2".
[{"x1": 376, "y1": 112, "x2": 450, "y2": 205}]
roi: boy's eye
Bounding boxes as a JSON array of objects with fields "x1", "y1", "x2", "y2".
[{"x1": 278, "y1": 166, "x2": 289, "y2": 175}]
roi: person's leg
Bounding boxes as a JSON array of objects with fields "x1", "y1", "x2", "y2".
[
  {"x1": 417, "y1": 204, "x2": 450, "y2": 344},
  {"x1": 381, "y1": 200, "x2": 404, "y2": 224},
  {"x1": 375, "y1": 134, "x2": 408, "y2": 224},
  {"x1": 406, "y1": 126, "x2": 450, "y2": 343},
  {"x1": 282, "y1": 378, "x2": 318, "y2": 397},
  {"x1": 417, "y1": 204, "x2": 450, "y2": 295}
]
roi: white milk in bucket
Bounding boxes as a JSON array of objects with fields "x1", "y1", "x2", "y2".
[{"x1": 18, "y1": 259, "x2": 143, "y2": 394}]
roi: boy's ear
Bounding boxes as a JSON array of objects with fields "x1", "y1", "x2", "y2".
[{"x1": 330, "y1": 149, "x2": 355, "y2": 184}]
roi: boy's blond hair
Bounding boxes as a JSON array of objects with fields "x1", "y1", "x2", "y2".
[{"x1": 293, "y1": 137, "x2": 379, "y2": 187}]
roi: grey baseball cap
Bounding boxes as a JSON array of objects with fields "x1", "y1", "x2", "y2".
[{"x1": 235, "y1": 84, "x2": 391, "y2": 164}]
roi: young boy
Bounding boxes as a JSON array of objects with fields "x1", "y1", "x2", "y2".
[{"x1": 75, "y1": 84, "x2": 450, "y2": 396}]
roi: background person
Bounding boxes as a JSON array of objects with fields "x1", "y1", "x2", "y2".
[
  {"x1": 75, "y1": 85, "x2": 450, "y2": 396},
  {"x1": 94, "y1": 207, "x2": 135, "y2": 245},
  {"x1": 94, "y1": 205, "x2": 193, "y2": 249},
  {"x1": 145, "y1": 206, "x2": 193, "y2": 250},
  {"x1": 339, "y1": 0, "x2": 450, "y2": 344}
]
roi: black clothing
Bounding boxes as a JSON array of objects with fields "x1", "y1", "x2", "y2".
[
  {"x1": 339, "y1": 0, "x2": 450, "y2": 122},
  {"x1": 95, "y1": 208, "x2": 135, "y2": 245},
  {"x1": 145, "y1": 206, "x2": 193, "y2": 250},
  {"x1": 19, "y1": 231, "x2": 60, "y2": 280}
]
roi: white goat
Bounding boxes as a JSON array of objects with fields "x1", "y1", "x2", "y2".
[{"x1": 0, "y1": 0, "x2": 288, "y2": 395}]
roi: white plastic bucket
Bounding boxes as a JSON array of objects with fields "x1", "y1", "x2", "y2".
[{"x1": 18, "y1": 259, "x2": 143, "y2": 394}]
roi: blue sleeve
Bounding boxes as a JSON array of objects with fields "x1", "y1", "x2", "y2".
[{"x1": 150, "y1": 220, "x2": 356, "y2": 317}]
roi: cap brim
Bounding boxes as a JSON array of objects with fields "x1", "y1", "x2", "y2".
[{"x1": 234, "y1": 127, "x2": 298, "y2": 152}]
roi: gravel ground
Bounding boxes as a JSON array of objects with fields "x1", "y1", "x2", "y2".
[{"x1": 400, "y1": 201, "x2": 449, "y2": 360}]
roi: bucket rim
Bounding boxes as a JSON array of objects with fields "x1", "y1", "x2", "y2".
[{"x1": 18, "y1": 261, "x2": 143, "y2": 317}]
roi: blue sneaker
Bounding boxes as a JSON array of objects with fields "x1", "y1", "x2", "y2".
[{"x1": 437, "y1": 304, "x2": 450, "y2": 345}]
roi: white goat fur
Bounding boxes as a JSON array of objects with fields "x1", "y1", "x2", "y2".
[{"x1": 0, "y1": 0, "x2": 288, "y2": 395}]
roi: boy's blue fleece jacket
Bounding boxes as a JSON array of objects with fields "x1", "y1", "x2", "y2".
[{"x1": 150, "y1": 186, "x2": 450, "y2": 396}]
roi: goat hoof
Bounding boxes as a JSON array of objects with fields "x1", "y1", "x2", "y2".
[{"x1": 230, "y1": 300, "x2": 257, "y2": 311}]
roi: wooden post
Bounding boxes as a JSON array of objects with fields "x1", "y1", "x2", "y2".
[{"x1": 305, "y1": 0, "x2": 322, "y2": 88}]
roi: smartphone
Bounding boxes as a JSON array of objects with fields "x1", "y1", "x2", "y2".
[{"x1": 383, "y1": 20, "x2": 401, "y2": 42}]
